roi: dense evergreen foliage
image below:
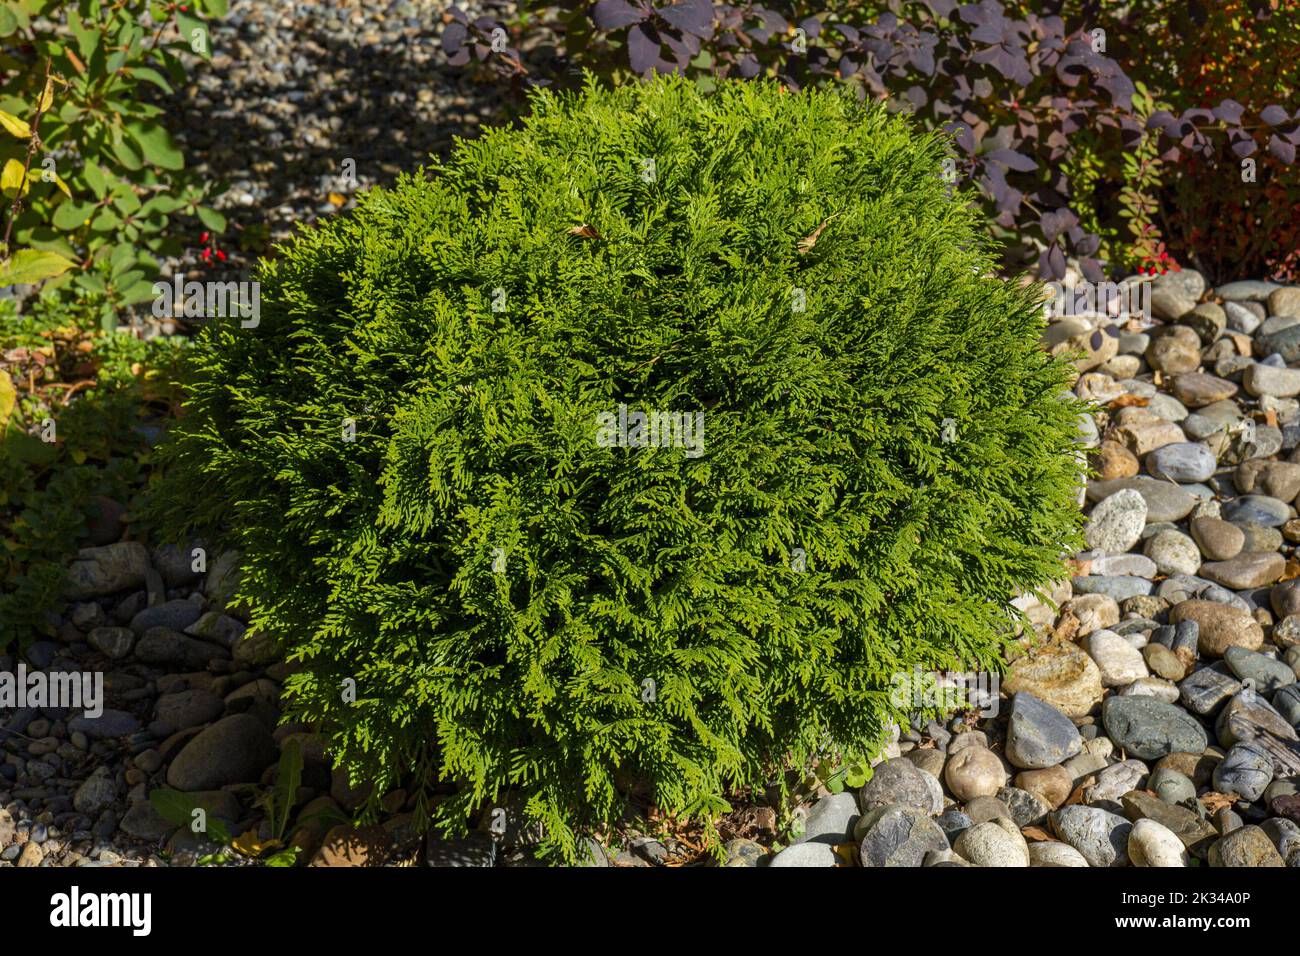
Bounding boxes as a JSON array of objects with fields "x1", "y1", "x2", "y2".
[{"x1": 150, "y1": 76, "x2": 1083, "y2": 859}]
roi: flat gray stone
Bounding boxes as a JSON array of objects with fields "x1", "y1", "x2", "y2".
[{"x1": 1102, "y1": 697, "x2": 1208, "y2": 760}]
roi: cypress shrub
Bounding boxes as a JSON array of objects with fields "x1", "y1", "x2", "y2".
[{"x1": 150, "y1": 76, "x2": 1083, "y2": 860}]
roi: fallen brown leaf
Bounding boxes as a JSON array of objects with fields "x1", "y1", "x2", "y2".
[
  {"x1": 1063, "y1": 776, "x2": 1096, "y2": 807},
  {"x1": 1052, "y1": 611, "x2": 1081, "y2": 643},
  {"x1": 1200, "y1": 791, "x2": 1238, "y2": 814},
  {"x1": 569, "y1": 223, "x2": 601, "y2": 239},
  {"x1": 1108, "y1": 394, "x2": 1150, "y2": 410},
  {"x1": 1021, "y1": 825, "x2": 1054, "y2": 842}
]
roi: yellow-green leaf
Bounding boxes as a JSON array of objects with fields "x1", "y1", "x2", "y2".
[
  {"x1": 1, "y1": 157, "x2": 28, "y2": 196},
  {"x1": 0, "y1": 248, "x2": 76, "y2": 286},
  {"x1": 232, "y1": 829, "x2": 281, "y2": 858},
  {"x1": 0, "y1": 370, "x2": 15, "y2": 431},
  {"x1": 0, "y1": 108, "x2": 30, "y2": 138}
]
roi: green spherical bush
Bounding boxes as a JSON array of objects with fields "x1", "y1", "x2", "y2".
[{"x1": 152, "y1": 77, "x2": 1083, "y2": 859}]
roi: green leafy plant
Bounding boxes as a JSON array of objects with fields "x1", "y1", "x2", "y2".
[
  {"x1": 150, "y1": 75, "x2": 1084, "y2": 861},
  {"x1": 148, "y1": 739, "x2": 310, "y2": 866},
  {"x1": 0, "y1": 0, "x2": 228, "y2": 326},
  {"x1": 1, "y1": 295, "x2": 182, "y2": 649}
]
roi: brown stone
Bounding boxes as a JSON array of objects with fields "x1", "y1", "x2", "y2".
[
  {"x1": 1092, "y1": 440, "x2": 1139, "y2": 480},
  {"x1": 1003, "y1": 642, "x2": 1104, "y2": 718},
  {"x1": 308, "y1": 824, "x2": 394, "y2": 867},
  {"x1": 1146, "y1": 325, "x2": 1202, "y2": 375},
  {"x1": 1015, "y1": 765, "x2": 1074, "y2": 809},
  {"x1": 1154, "y1": 750, "x2": 1222, "y2": 788},
  {"x1": 1142, "y1": 643, "x2": 1186, "y2": 681},
  {"x1": 1172, "y1": 372, "x2": 1239, "y2": 408},
  {"x1": 1169, "y1": 600, "x2": 1264, "y2": 657},
  {"x1": 1115, "y1": 419, "x2": 1186, "y2": 456},
  {"x1": 1189, "y1": 517, "x2": 1245, "y2": 561},
  {"x1": 1198, "y1": 552, "x2": 1286, "y2": 590}
]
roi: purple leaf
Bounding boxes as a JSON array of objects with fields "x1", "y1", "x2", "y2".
[
  {"x1": 1269, "y1": 135, "x2": 1296, "y2": 164},
  {"x1": 1213, "y1": 99, "x2": 1245, "y2": 125},
  {"x1": 1261, "y1": 104, "x2": 1290, "y2": 126},
  {"x1": 1037, "y1": 245, "x2": 1065, "y2": 280},
  {"x1": 659, "y1": 0, "x2": 715, "y2": 40},
  {"x1": 986, "y1": 148, "x2": 1037, "y2": 171},
  {"x1": 736, "y1": 53, "x2": 761, "y2": 78},
  {"x1": 628, "y1": 23, "x2": 661, "y2": 73},
  {"x1": 442, "y1": 22, "x2": 468, "y2": 55},
  {"x1": 592, "y1": 0, "x2": 647, "y2": 30},
  {"x1": 945, "y1": 121, "x2": 975, "y2": 154},
  {"x1": 1040, "y1": 210, "x2": 1064, "y2": 243},
  {"x1": 1147, "y1": 110, "x2": 1176, "y2": 131}
]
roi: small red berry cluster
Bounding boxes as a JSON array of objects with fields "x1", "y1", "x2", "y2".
[{"x1": 197, "y1": 231, "x2": 227, "y2": 266}]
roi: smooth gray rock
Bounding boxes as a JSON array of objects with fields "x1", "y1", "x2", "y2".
[
  {"x1": 1005, "y1": 692, "x2": 1084, "y2": 769},
  {"x1": 165, "y1": 714, "x2": 278, "y2": 791},
  {"x1": 1273, "y1": 684, "x2": 1300, "y2": 727},
  {"x1": 153, "y1": 690, "x2": 225, "y2": 733},
  {"x1": 87, "y1": 626, "x2": 135, "y2": 660},
  {"x1": 151, "y1": 542, "x2": 206, "y2": 587},
  {"x1": 1213, "y1": 742, "x2": 1274, "y2": 802},
  {"x1": 1217, "y1": 279, "x2": 1281, "y2": 302},
  {"x1": 1224, "y1": 647, "x2": 1296, "y2": 694},
  {"x1": 856, "y1": 804, "x2": 949, "y2": 867},
  {"x1": 1102, "y1": 697, "x2": 1208, "y2": 760},
  {"x1": 67, "y1": 709, "x2": 141, "y2": 740},
  {"x1": 129, "y1": 599, "x2": 204, "y2": 635},
  {"x1": 63, "y1": 542, "x2": 151, "y2": 600},
  {"x1": 859, "y1": 759, "x2": 942, "y2": 815},
  {"x1": 1070, "y1": 576, "x2": 1154, "y2": 602},
  {"x1": 1146, "y1": 442, "x2": 1217, "y2": 483},
  {"x1": 1149, "y1": 768, "x2": 1198, "y2": 807},
  {"x1": 798, "y1": 792, "x2": 859, "y2": 846},
  {"x1": 1086, "y1": 478, "x2": 1197, "y2": 523},
  {"x1": 134, "y1": 627, "x2": 230, "y2": 669},
  {"x1": 1179, "y1": 663, "x2": 1242, "y2": 715},
  {"x1": 1221, "y1": 495, "x2": 1291, "y2": 528},
  {"x1": 1051, "y1": 805, "x2": 1133, "y2": 867}
]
